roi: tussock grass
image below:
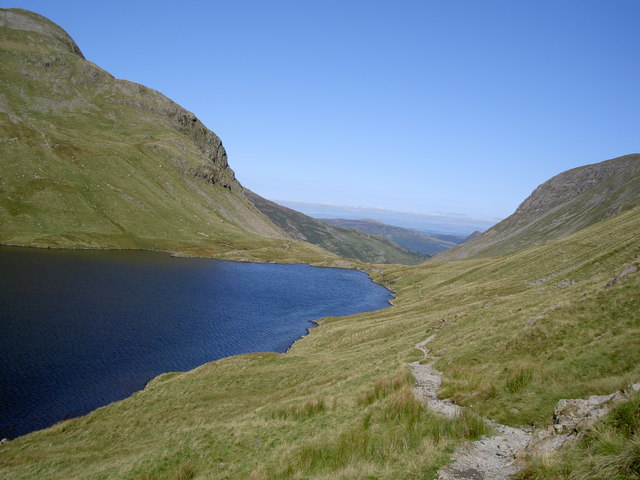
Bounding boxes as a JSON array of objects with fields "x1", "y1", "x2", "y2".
[
  {"x1": 505, "y1": 368, "x2": 534, "y2": 394},
  {"x1": 518, "y1": 392, "x2": 640, "y2": 480},
  {"x1": 1, "y1": 183, "x2": 639, "y2": 476},
  {"x1": 357, "y1": 372, "x2": 410, "y2": 405},
  {"x1": 261, "y1": 376, "x2": 489, "y2": 479},
  {"x1": 270, "y1": 398, "x2": 327, "y2": 420}
]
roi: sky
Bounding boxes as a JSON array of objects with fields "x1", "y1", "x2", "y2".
[{"x1": 6, "y1": 0, "x2": 640, "y2": 221}]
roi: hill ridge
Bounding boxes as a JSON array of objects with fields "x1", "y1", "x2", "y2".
[
  {"x1": 245, "y1": 189, "x2": 428, "y2": 264},
  {"x1": 432, "y1": 153, "x2": 640, "y2": 262},
  {"x1": 0, "y1": 8, "x2": 320, "y2": 260},
  {"x1": 0, "y1": 8, "x2": 84, "y2": 57}
]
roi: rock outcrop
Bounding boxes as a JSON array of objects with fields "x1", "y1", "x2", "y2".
[
  {"x1": 517, "y1": 382, "x2": 640, "y2": 461},
  {"x1": 0, "y1": 8, "x2": 286, "y2": 250}
]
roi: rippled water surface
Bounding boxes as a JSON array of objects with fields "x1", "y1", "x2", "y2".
[{"x1": 0, "y1": 246, "x2": 391, "y2": 438}]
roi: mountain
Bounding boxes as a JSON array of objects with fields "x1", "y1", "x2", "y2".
[
  {"x1": 319, "y1": 218, "x2": 458, "y2": 255},
  {"x1": 245, "y1": 190, "x2": 428, "y2": 264},
  {"x1": 1, "y1": 9, "x2": 638, "y2": 479},
  {"x1": 277, "y1": 199, "x2": 498, "y2": 235},
  {"x1": 0, "y1": 8, "x2": 331, "y2": 262},
  {"x1": 3, "y1": 181, "x2": 638, "y2": 479},
  {"x1": 433, "y1": 154, "x2": 640, "y2": 262},
  {"x1": 462, "y1": 230, "x2": 482, "y2": 242}
]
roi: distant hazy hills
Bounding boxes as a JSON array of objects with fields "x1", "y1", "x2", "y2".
[
  {"x1": 319, "y1": 218, "x2": 459, "y2": 255},
  {"x1": 245, "y1": 190, "x2": 428, "y2": 265},
  {"x1": 433, "y1": 154, "x2": 640, "y2": 262},
  {"x1": 3, "y1": 9, "x2": 638, "y2": 271},
  {"x1": 278, "y1": 199, "x2": 498, "y2": 236}
]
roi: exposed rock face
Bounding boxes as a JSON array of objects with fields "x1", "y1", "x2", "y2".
[
  {"x1": 433, "y1": 154, "x2": 640, "y2": 262},
  {"x1": 606, "y1": 262, "x2": 639, "y2": 288},
  {"x1": 0, "y1": 8, "x2": 286, "y2": 249},
  {"x1": 113, "y1": 80, "x2": 237, "y2": 191},
  {"x1": 1, "y1": 8, "x2": 237, "y2": 193},
  {"x1": 517, "y1": 382, "x2": 640, "y2": 461}
]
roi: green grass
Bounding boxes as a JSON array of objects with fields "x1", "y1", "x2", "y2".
[
  {"x1": 1, "y1": 205, "x2": 638, "y2": 479},
  {"x1": 2, "y1": 10, "x2": 640, "y2": 478},
  {"x1": 517, "y1": 392, "x2": 640, "y2": 480},
  {"x1": 0, "y1": 20, "x2": 341, "y2": 267},
  {"x1": 434, "y1": 154, "x2": 640, "y2": 262},
  {"x1": 245, "y1": 190, "x2": 428, "y2": 265}
]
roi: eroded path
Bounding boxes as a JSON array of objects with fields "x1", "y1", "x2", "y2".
[{"x1": 410, "y1": 336, "x2": 532, "y2": 480}]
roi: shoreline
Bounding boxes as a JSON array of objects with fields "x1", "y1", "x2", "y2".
[{"x1": 0, "y1": 243, "x2": 395, "y2": 441}]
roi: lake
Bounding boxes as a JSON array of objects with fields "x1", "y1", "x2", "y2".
[{"x1": 0, "y1": 246, "x2": 392, "y2": 439}]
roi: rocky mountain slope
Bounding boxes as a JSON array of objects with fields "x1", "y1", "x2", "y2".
[
  {"x1": 3, "y1": 187, "x2": 638, "y2": 480},
  {"x1": 245, "y1": 189, "x2": 428, "y2": 264},
  {"x1": 0, "y1": 8, "x2": 330, "y2": 261},
  {"x1": 433, "y1": 154, "x2": 640, "y2": 262},
  {"x1": 320, "y1": 218, "x2": 459, "y2": 255}
]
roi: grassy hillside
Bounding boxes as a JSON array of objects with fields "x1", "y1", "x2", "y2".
[
  {"x1": 2, "y1": 201, "x2": 637, "y2": 479},
  {"x1": 246, "y1": 190, "x2": 428, "y2": 265},
  {"x1": 2, "y1": 9, "x2": 639, "y2": 480},
  {"x1": 518, "y1": 391, "x2": 640, "y2": 479},
  {"x1": 0, "y1": 9, "x2": 338, "y2": 264},
  {"x1": 320, "y1": 218, "x2": 458, "y2": 255},
  {"x1": 434, "y1": 154, "x2": 640, "y2": 262}
]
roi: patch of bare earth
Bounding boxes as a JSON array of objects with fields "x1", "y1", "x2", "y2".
[{"x1": 410, "y1": 336, "x2": 532, "y2": 480}]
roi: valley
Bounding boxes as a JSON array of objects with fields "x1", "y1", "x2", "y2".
[{"x1": 1, "y1": 8, "x2": 639, "y2": 480}]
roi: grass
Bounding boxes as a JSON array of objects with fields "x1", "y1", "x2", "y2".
[
  {"x1": 0, "y1": 19, "x2": 342, "y2": 267},
  {"x1": 245, "y1": 190, "x2": 428, "y2": 265},
  {"x1": 517, "y1": 392, "x2": 640, "y2": 480},
  {"x1": 505, "y1": 368, "x2": 534, "y2": 394},
  {"x1": 2, "y1": 10, "x2": 640, "y2": 479},
  {"x1": 1, "y1": 206, "x2": 638, "y2": 479},
  {"x1": 0, "y1": 18, "x2": 421, "y2": 268}
]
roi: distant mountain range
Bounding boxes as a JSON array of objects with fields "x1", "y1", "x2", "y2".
[
  {"x1": 433, "y1": 154, "x2": 640, "y2": 262},
  {"x1": 318, "y1": 218, "x2": 460, "y2": 255},
  {"x1": 245, "y1": 190, "x2": 429, "y2": 264},
  {"x1": 0, "y1": 8, "x2": 458, "y2": 267},
  {"x1": 275, "y1": 200, "x2": 499, "y2": 236},
  {"x1": 2, "y1": 10, "x2": 640, "y2": 480}
]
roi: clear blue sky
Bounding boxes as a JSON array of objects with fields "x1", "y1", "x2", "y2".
[{"x1": 8, "y1": 0, "x2": 640, "y2": 220}]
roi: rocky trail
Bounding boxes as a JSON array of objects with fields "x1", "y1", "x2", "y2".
[
  {"x1": 410, "y1": 336, "x2": 532, "y2": 480},
  {"x1": 410, "y1": 335, "x2": 640, "y2": 479}
]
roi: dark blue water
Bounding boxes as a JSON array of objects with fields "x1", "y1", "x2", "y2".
[{"x1": 0, "y1": 246, "x2": 391, "y2": 439}]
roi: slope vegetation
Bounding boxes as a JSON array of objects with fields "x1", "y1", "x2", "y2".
[
  {"x1": 434, "y1": 154, "x2": 640, "y2": 262},
  {"x1": 320, "y1": 218, "x2": 458, "y2": 255},
  {"x1": 2, "y1": 200, "x2": 637, "y2": 479},
  {"x1": 0, "y1": 9, "x2": 332, "y2": 263},
  {"x1": 246, "y1": 190, "x2": 428, "y2": 265}
]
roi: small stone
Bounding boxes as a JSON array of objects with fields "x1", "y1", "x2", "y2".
[
  {"x1": 498, "y1": 444, "x2": 509, "y2": 451},
  {"x1": 252, "y1": 440, "x2": 261, "y2": 446},
  {"x1": 510, "y1": 408, "x2": 519, "y2": 414}
]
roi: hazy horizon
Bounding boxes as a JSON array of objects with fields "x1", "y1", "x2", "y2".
[
  {"x1": 275, "y1": 199, "x2": 498, "y2": 235},
  {"x1": 7, "y1": 1, "x2": 639, "y2": 220}
]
